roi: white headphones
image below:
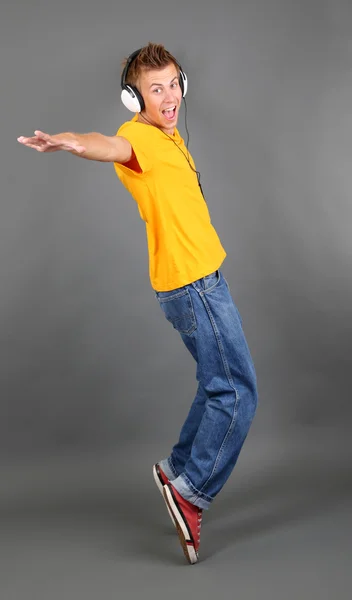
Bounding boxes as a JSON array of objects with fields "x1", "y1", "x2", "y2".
[{"x1": 121, "y1": 48, "x2": 188, "y2": 113}]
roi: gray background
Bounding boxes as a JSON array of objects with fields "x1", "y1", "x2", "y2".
[{"x1": 1, "y1": 0, "x2": 351, "y2": 598}]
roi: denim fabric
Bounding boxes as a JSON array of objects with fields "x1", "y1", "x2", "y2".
[{"x1": 155, "y1": 269, "x2": 258, "y2": 510}]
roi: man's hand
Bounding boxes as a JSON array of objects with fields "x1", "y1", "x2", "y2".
[
  {"x1": 17, "y1": 130, "x2": 132, "y2": 163},
  {"x1": 17, "y1": 130, "x2": 86, "y2": 154}
]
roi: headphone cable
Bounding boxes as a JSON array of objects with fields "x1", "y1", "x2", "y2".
[{"x1": 137, "y1": 99, "x2": 204, "y2": 197}]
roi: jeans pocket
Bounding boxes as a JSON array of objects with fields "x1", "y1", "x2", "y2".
[
  {"x1": 202, "y1": 269, "x2": 221, "y2": 293},
  {"x1": 157, "y1": 289, "x2": 197, "y2": 335}
]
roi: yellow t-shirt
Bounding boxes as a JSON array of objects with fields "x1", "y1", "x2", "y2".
[{"x1": 114, "y1": 114, "x2": 226, "y2": 291}]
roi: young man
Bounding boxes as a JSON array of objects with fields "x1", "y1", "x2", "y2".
[{"x1": 17, "y1": 43, "x2": 258, "y2": 565}]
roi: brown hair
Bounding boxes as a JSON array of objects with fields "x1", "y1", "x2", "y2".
[{"x1": 121, "y1": 42, "x2": 180, "y2": 88}]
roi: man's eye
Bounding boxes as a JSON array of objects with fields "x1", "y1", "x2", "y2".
[{"x1": 153, "y1": 88, "x2": 162, "y2": 93}]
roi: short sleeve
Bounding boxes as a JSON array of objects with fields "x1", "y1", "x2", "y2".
[{"x1": 115, "y1": 121, "x2": 152, "y2": 174}]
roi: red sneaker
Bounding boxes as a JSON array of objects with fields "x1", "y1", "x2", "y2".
[
  {"x1": 153, "y1": 463, "x2": 170, "y2": 491},
  {"x1": 153, "y1": 463, "x2": 176, "y2": 527},
  {"x1": 163, "y1": 483, "x2": 203, "y2": 565}
]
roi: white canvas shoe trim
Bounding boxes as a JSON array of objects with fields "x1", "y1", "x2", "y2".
[
  {"x1": 152, "y1": 465, "x2": 176, "y2": 527},
  {"x1": 163, "y1": 485, "x2": 199, "y2": 564}
]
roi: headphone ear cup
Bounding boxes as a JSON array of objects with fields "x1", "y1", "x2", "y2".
[
  {"x1": 121, "y1": 85, "x2": 145, "y2": 112},
  {"x1": 179, "y1": 71, "x2": 188, "y2": 97}
]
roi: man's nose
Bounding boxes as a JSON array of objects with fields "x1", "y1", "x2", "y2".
[{"x1": 164, "y1": 88, "x2": 175, "y2": 102}]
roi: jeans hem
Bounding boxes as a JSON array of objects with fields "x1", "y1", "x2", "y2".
[
  {"x1": 172, "y1": 473, "x2": 213, "y2": 510},
  {"x1": 159, "y1": 458, "x2": 178, "y2": 481}
]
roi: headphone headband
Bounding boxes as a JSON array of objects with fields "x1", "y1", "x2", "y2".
[{"x1": 120, "y1": 48, "x2": 143, "y2": 89}]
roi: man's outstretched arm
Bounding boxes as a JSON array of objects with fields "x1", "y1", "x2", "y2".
[{"x1": 17, "y1": 130, "x2": 133, "y2": 163}]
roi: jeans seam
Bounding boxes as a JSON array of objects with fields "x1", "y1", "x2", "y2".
[
  {"x1": 198, "y1": 389, "x2": 240, "y2": 495},
  {"x1": 201, "y1": 294, "x2": 237, "y2": 392},
  {"x1": 197, "y1": 293, "x2": 241, "y2": 493},
  {"x1": 168, "y1": 457, "x2": 180, "y2": 479},
  {"x1": 211, "y1": 389, "x2": 240, "y2": 478}
]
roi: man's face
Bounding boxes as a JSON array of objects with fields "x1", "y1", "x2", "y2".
[{"x1": 137, "y1": 63, "x2": 183, "y2": 134}]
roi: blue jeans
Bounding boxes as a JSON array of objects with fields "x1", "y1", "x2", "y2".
[{"x1": 155, "y1": 269, "x2": 258, "y2": 510}]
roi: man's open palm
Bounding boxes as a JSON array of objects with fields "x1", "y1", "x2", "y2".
[{"x1": 17, "y1": 130, "x2": 86, "y2": 154}]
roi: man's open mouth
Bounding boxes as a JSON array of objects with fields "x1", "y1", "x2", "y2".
[{"x1": 162, "y1": 106, "x2": 177, "y2": 120}]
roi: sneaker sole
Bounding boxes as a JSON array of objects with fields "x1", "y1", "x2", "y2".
[
  {"x1": 152, "y1": 464, "x2": 176, "y2": 527},
  {"x1": 163, "y1": 485, "x2": 198, "y2": 565}
]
